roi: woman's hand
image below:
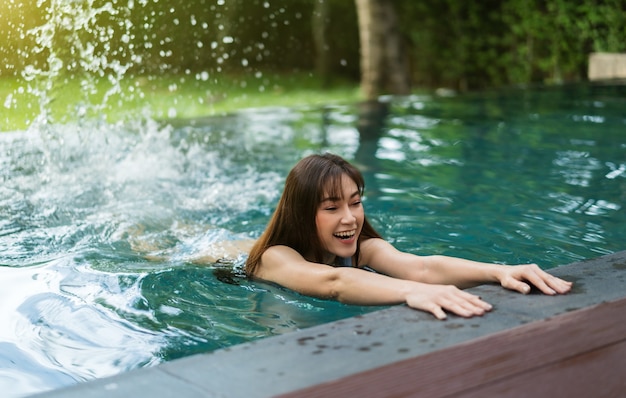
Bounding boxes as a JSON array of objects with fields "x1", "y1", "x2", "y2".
[
  {"x1": 497, "y1": 264, "x2": 572, "y2": 295},
  {"x1": 405, "y1": 283, "x2": 493, "y2": 320}
]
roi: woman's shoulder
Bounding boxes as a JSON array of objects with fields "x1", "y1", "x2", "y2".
[
  {"x1": 253, "y1": 245, "x2": 302, "y2": 280},
  {"x1": 261, "y1": 244, "x2": 306, "y2": 263},
  {"x1": 360, "y1": 237, "x2": 389, "y2": 252},
  {"x1": 358, "y1": 237, "x2": 398, "y2": 266}
]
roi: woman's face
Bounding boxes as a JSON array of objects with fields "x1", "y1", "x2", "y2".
[{"x1": 315, "y1": 174, "x2": 364, "y2": 261}]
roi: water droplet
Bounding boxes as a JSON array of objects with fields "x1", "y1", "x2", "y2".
[
  {"x1": 198, "y1": 71, "x2": 209, "y2": 81},
  {"x1": 4, "y1": 94, "x2": 14, "y2": 109}
]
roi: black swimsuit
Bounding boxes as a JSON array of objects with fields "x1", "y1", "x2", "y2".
[{"x1": 334, "y1": 256, "x2": 353, "y2": 267}]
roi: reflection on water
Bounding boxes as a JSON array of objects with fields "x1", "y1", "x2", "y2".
[{"x1": 2, "y1": 83, "x2": 626, "y2": 396}]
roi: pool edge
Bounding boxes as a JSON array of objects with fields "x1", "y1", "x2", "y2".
[{"x1": 31, "y1": 250, "x2": 626, "y2": 398}]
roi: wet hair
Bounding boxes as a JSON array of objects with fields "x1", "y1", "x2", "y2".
[{"x1": 245, "y1": 153, "x2": 382, "y2": 277}]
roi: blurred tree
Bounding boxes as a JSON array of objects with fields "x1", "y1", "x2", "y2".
[
  {"x1": 312, "y1": 0, "x2": 331, "y2": 87},
  {"x1": 355, "y1": 0, "x2": 410, "y2": 99}
]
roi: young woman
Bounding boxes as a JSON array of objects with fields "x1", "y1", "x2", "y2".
[{"x1": 245, "y1": 153, "x2": 572, "y2": 320}]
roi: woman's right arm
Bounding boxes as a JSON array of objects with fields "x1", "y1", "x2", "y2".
[{"x1": 254, "y1": 245, "x2": 492, "y2": 320}]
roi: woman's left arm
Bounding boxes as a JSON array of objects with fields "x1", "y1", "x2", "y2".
[{"x1": 360, "y1": 238, "x2": 572, "y2": 295}]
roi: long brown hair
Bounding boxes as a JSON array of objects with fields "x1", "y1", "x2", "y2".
[{"x1": 245, "y1": 153, "x2": 382, "y2": 277}]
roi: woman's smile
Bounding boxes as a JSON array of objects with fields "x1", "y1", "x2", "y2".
[{"x1": 334, "y1": 229, "x2": 357, "y2": 240}]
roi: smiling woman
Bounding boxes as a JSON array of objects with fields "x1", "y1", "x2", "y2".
[{"x1": 245, "y1": 153, "x2": 573, "y2": 320}]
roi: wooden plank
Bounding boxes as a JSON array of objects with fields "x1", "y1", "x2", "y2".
[
  {"x1": 279, "y1": 298, "x2": 626, "y2": 398},
  {"x1": 460, "y1": 341, "x2": 626, "y2": 398}
]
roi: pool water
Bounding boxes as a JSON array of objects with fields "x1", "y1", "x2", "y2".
[{"x1": 1, "y1": 82, "x2": 625, "y2": 397}]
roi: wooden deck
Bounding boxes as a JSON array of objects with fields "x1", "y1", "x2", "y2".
[{"x1": 281, "y1": 297, "x2": 626, "y2": 398}]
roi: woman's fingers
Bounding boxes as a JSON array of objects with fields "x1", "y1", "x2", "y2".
[
  {"x1": 523, "y1": 268, "x2": 558, "y2": 295},
  {"x1": 503, "y1": 264, "x2": 573, "y2": 295},
  {"x1": 429, "y1": 305, "x2": 447, "y2": 320},
  {"x1": 407, "y1": 285, "x2": 493, "y2": 320},
  {"x1": 436, "y1": 289, "x2": 492, "y2": 319},
  {"x1": 546, "y1": 275, "x2": 573, "y2": 294},
  {"x1": 502, "y1": 277, "x2": 532, "y2": 294}
]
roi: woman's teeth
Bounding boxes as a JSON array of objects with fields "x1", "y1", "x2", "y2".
[{"x1": 334, "y1": 231, "x2": 355, "y2": 239}]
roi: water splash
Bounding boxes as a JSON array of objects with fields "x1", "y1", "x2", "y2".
[
  {"x1": 17, "y1": 0, "x2": 143, "y2": 128},
  {"x1": 2, "y1": 0, "x2": 302, "y2": 132}
]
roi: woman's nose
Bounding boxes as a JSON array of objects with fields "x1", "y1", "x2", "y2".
[{"x1": 341, "y1": 205, "x2": 356, "y2": 223}]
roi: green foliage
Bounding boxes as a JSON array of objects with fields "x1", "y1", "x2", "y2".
[{"x1": 397, "y1": 0, "x2": 626, "y2": 89}]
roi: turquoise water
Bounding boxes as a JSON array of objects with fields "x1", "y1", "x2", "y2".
[{"x1": 1, "y1": 82, "x2": 625, "y2": 396}]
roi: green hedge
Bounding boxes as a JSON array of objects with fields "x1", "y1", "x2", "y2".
[{"x1": 398, "y1": 0, "x2": 626, "y2": 89}]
